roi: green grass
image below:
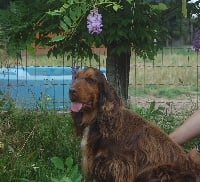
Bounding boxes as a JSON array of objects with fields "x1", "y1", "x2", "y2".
[
  {"x1": 129, "y1": 85, "x2": 198, "y2": 99},
  {"x1": 0, "y1": 96, "x2": 200, "y2": 181},
  {"x1": 0, "y1": 106, "x2": 82, "y2": 181}
]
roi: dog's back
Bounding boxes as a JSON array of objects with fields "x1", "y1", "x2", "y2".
[{"x1": 82, "y1": 107, "x2": 199, "y2": 181}]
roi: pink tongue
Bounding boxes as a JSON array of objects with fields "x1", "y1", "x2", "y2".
[{"x1": 71, "y1": 102, "x2": 83, "y2": 112}]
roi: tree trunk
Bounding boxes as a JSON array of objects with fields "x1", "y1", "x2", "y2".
[{"x1": 106, "y1": 43, "x2": 131, "y2": 102}]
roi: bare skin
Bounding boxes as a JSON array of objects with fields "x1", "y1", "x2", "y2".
[
  {"x1": 169, "y1": 110, "x2": 200, "y2": 145},
  {"x1": 169, "y1": 110, "x2": 200, "y2": 164}
]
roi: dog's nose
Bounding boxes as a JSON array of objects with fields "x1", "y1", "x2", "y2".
[{"x1": 69, "y1": 87, "x2": 77, "y2": 95}]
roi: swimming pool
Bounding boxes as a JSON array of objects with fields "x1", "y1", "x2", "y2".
[{"x1": 0, "y1": 66, "x2": 106, "y2": 110}]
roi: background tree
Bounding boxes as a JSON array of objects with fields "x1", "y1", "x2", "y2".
[{"x1": 0, "y1": 0, "x2": 194, "y2": 100}]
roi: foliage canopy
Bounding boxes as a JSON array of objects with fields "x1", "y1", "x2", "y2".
[
  {"x1": 0, "y1": 0, "x2": 170, "y2": 60},
  {"x1": 0, "y1": 0, "x2": 199, "y2": 59}
]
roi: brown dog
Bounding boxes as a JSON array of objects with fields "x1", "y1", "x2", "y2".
[{"x1": 69, "y1": 67, "x2": 200, "y2": 182}]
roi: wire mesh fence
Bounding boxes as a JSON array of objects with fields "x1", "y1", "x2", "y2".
[
  {"x1": 130, "y1": 47, "x2": 200, "y2": 111},
  {"x1": 0, "y1": 47, "x2": 106, "y2": 110},
  {"x1": 0, "y1": 46, "x2": 199, "y2": 111}
]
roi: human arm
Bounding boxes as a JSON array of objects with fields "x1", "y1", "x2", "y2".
[{"x1": 169, "y1": 110, "x2": 200, "y2": 145}]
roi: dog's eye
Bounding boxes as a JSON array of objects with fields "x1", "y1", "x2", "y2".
[{"x1": 86, "y1": 77, "x2": 95, "y2": 84}]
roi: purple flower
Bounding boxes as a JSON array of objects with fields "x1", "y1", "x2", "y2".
[
  {"x1": 87, "y1": 7, "x2": 103, "y2": 34},
  {"x1": 192, "y1": 27, "x2": 200, "y2": 51}
]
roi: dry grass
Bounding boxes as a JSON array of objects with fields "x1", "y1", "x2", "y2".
[
  {"x1": 1, "y1": 47, "x2": 199, "y2": 109},
  {"x1": 129, "y1": 47, "x2": 199, "y2": 110},
  {"x1": 1, "y1": 47, "x2": 198, "y2": 88},
  {"x1": 0, "y1": 48, "x2": 107, "y2": 68},
  {"x1": 130, "y1": 47, "x2": 199, "y2": 89}
]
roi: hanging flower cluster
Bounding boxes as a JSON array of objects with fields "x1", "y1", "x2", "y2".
[
  {"x1": 87, "y1": 7, "x2": 103, "y2": 34},
  {"x1": 192, "y1": 27, "x2": 200, "y2": 51}
]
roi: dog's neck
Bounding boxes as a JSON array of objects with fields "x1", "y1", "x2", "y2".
[
  {"x1": 71, "y1": 109, "x2": 98, "y2": 137},
  {"x1": 82, "y1": 109, "x2": 98, "y2": 125}
]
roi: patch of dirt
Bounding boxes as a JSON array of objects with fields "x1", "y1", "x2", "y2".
[{"x1": 130, "y1": 95, "x2": 199, "y2": 112}]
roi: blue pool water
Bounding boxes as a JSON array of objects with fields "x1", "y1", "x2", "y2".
[{"x1": 0, "y1": 66, "x2": 106, "y2": 110}]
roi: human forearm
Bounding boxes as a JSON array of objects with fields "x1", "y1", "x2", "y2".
[{"x1": 169, "y1": 110, "x2": 200, "y2": 145}]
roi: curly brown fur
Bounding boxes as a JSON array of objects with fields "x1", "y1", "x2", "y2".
[
  {"x1": 135, "y1": 164, "x2": 198, "y2": 182},
  {"x1": 69, "y1": 67, "x2": 200, "y2": 182}
]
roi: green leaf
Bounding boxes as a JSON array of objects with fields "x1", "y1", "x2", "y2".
[
  {"x1": 70, "y1": 0, "x2": 74, "y2": 5},
  {"x1": 60, "y1": 7, "x2": 66, "y2": 13},
  {"x1": 51, "y1": 157, "x2": 64, "y2": 170},
  {"x1": 47, "y1": 10, "x2": 62, "y2": 16},
  {"x1": 65, "y1": 156, "x2": 73, "y2": 173},
  {"x1": 63, "y1": 3, "x2": 70, "y2": 9},
  {"x1": 50, "y1": 35, "x2": 65, "y2": 42},
  {"x1": 151, "y1": 3, "x2": 168, "y2": 11},
  {"x1": 113, "y1": 4, "x2": 121, "y2": 11},
  {"x1": 69, "y1": 9, "x2": 78, "y2": 22},
  {"x1": 63, "y1": 16, "x2": 72, "y2": 26},
  {"x1": 126, "y1": 0, "x2": 134, "y2": 4},
  {"x1": 60, "y1": 21, "x2": 69, "y2": 31},
  {"x1": 69, "y1": 165, "x2": 80, "y2": 181},
  {"x1": 60, "y1": 176, "x2": 72, "y2": 182}
]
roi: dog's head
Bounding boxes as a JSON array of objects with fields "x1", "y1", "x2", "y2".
[{"x1": 69, "y1": 67, "x2": 122, "y2": 124}]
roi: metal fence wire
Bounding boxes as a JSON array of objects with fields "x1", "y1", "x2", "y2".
[
  {"x1": 130, "y1": 47, "x2": 199, "y2": 111},
  {"x1": 0, "y1": 47, "x2": 199, "y2": 111}
]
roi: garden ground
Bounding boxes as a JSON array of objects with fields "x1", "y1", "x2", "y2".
[{"x1": 131, "y1": 94, "x2": 198, "y2": 113}]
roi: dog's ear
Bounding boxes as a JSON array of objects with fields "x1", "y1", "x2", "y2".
[
  {"x1": 98, "y1": 80, "x2": 109, "y2": 107},
  {"x1": 98, "y1": 79, "x2": 122, "y2": 110}
]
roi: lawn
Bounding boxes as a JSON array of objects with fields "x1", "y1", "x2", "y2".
[{"x1": 0, "y1": 96, "x2": 200, "y2": 181}]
